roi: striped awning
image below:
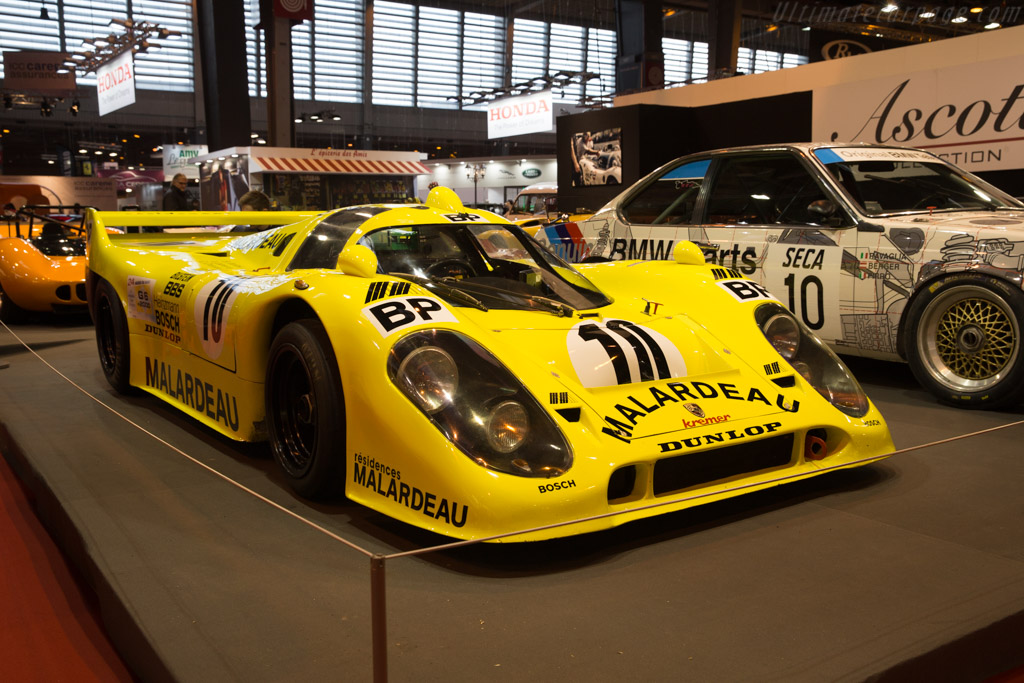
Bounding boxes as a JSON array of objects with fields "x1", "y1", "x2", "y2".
[{"x1": 254, "y1": 156, "x2": 431, "y2": 175}]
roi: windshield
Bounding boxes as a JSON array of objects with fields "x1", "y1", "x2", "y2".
[
  {"x1": 358, "y1": 222, "x2": 611, "y2": 312},
  {"x1": 512, "y1": 192, "x2": 554, "y2": 215},
  {"x1": 814, "y1": 147, "x2": 1024, "y2": 216}
]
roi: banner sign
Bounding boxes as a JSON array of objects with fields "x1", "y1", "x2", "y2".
[
  {"x1": 163, "y1": 145, "x2": 208, "y2": 180},
  {"x1": 96, "y1": 51, "x2": 136, "y2": 116},
  {"x1": 2, "y1": 51, "x2": 77, "y2": 94},
  {"x1": 487, "y1": 90, "x2": 554, "y2": 139},
  {"x1": 813, "y1": 53, "x2": 1024, "y2": 172},
  {"x1": 274, "y1": 0, "x2": 314, "y2": 21}
]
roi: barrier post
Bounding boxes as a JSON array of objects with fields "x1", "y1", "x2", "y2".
[{"x1": 371, "y1": 554, "x2": 388, "y2": 682}]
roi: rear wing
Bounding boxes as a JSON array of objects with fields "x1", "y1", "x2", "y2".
[{"x1": 86, "y1": 209, "x2": 321, "y2": 253}]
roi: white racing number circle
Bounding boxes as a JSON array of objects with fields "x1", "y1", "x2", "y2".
[
  {"x1": 193, "y1": 277, "x2": 242, "y2": 359},
  {"x1": 568, "y1": 318, "x2": 687, "y2": 388}
]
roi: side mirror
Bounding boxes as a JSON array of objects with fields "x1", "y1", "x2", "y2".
[
  {"x1": 337, "y1": 243, "x2": 378, "y2": 278},
  {"x1": 807, "y1": 199, "x2": 845, "y2": 227},
  {"x1": 673, "y1": 240, "x2": 706, "y2": 265}
]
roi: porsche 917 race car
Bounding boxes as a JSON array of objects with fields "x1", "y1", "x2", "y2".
[
  {"x1": 1, "y1": 207, "x2": 89, "y2": 322},
  {"x1": 86, "y1": 188, "x2": 893, "y2": 541},
  {"x1": 536, "y1": 143, "x2": 1024, "y2": 409}
]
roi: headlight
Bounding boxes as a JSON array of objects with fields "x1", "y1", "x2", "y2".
[
  {"x1": 388, "y1": 330, "x2": 572, "y2": 477},
  {"x1": 395, "y1": 346, "x2": 457, "y2": 413},
  {"x1": 755, "y1": 303, "x2": 870, "y2": 418},
  {"x1": 762, "y1": 312, "x2": 800, "y2": 360}
]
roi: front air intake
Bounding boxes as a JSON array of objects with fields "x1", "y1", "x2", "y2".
[{"x1": 652, "y1": 433, "x2": 795, "y2": 496}]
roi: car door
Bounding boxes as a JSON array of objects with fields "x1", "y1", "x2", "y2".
[{"x1": 692, "y1": 151, "x2": 857, "y2": 347}]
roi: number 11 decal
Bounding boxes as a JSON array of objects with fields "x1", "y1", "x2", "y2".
[{"x1": 568, "y1": 319, "x2": 687, "y2": 388}]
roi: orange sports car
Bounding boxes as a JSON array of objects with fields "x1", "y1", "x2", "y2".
[{"x1": 0, "y1": 207, "x2": 89, "y2": 323}]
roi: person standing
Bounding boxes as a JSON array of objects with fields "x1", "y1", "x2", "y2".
[{"x1": 162, "y1": 173, "x2": 191, "y2": 210}]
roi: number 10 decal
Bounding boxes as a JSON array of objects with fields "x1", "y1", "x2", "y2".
[
  {"x1": 568, "y1": 319, "x2": 687, "y2": 388},
  {"x1": 783, "y1": 273, "x2": 824, "y2": 330}
]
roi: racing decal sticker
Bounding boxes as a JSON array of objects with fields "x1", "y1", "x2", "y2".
[
  {"x1": 443, "y1": 213, "x2": 485, "y2": 222},
  {"x1": 353, "y1": 453, "x2": 468, "y2": 527},
  {"x1": 600, "y1": 380, "x2": 799, "y2": 443},
  {"x1": 568, "y1": 319, "x2": 687, "y2": 388},
  {"x1": 763, "y1": 245, "x2": 842, "y2": 339},
  {"x1": 193, "y1": 277, "x2": 243, "y2": 360},
  {"x1": 126, "y1": 276, "x2": 156, "y2": 322},
  {"x1": 657, "y1": 421, "x2": 783, "y2": 452},
  {"x1": 764, "y1": 361, "x2": 781, "y2": 375},
  {"x1": 365, "y1": 280, "x2": 411, "y2": 303},
  {"x1": 711, "y1": 267, "x2": 742, "y2": 281},
  {"x1": 362, "y1": 295, "x2": 458, "y2": 337},
  {"x1": 550, "y1": 391, "x2": 570, "y2": 405},
  {"x1": 144, "y1": 357, "x2": 239, "y2": 431},
  {"x1": 715, "y1": 279, "x2": 778, "y2": 303}
]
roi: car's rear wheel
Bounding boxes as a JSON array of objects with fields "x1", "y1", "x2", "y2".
[
  {"x1": 905, "y1": 274, "x2": 1024, "y2": 408},
  {"x1": 0, "y1": 284, "x2": 29, "y2": 324},
  {"x1": 266, "y1": 319, "x2": 345, "y2": 499},
  {"x1": 94, "y1": 279, "x2": 132, "y2": 393}
]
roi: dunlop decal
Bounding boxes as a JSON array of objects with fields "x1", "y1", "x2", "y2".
[
  {"x1": 658, "y1": 422, "x2": 783, "y2": 451},
  {"x1": 353, "y1": 453, "x2": 468, "y2": 527}
]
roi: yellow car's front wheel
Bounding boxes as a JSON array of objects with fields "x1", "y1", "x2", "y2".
[{"x1": 266, "y1": 318, "x2": 346, "y2": 499}]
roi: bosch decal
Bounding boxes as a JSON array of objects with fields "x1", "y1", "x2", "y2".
[{"x1": 538, "y1": 480, "x2": 576, "y2": 493}]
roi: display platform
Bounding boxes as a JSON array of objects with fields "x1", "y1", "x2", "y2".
[{"x1": 2, "y1": 319, "x2": 1023, "y2": 682}]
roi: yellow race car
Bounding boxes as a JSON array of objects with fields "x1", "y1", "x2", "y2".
[{"x1": 86, "y1": 188, "x2": 893, "y2": 542}]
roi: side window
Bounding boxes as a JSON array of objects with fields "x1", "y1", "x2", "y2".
[
  {"x1": 621, "y1": 159, "x2": 710, "y2": 225},
  {"x1": 703, "y1": 154, "x2": 831, "y2": 226}
]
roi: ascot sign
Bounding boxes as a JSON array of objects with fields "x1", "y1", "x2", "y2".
[
  {"x1": 96, "y1": 51, "x2": 136, "y2": 116},
  {"x1": 813, "y1": 54, "x2": 1024, "y2": 172},
  {"x1": 487, "y1": 90, "x2": 553, "y2": 139}
]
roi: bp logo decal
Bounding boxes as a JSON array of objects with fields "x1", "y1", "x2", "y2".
[
  {"x1": 567, "y1": 319, "x2": 687, "y2": 388},
  {"x1": 522, "y1": 168, "x2": 541, "y2": 179},
  {"x1": 194, "y1": 277, "x2": 242, "y2": 359}
]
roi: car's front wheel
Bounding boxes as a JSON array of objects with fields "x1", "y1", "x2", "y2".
[
  {"x1": 266, "y1": 319, "x2": 345, "y2": 499},
  {"x1": 905, "y1": 274, "x2": 1024, "y2": 408},
  {"x1": 94, "y1": 279, "x2": 133, "y2": 393},
  {"x1": 0, "y1": 284, "x2": 29, "y2": 324}
]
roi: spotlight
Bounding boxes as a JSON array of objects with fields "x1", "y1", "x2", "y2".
[
  {"x1": 39, "y1": 2, "x2": 50, "y2": 20},
  {"x1": 70, "y1": 99, "x2": 79, "y2": 116},
  {"x1": 40, "y1": 98, "x2": 53, "y2": 117}
]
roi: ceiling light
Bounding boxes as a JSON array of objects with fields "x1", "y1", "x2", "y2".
[
  {"x1": 985, "y1": 22, "x2": 1000, "y2": 29},
  {"x1": 952, "y1": 15, "x2": 967, "y2": 23},
  {"x1": 920, "y1": 11, "x2": 935, "y2": 18},
  {"x1": 880, "y1": 3, "x2": 898, "y2": 13},
  {"x1": 970, "y1": 7, "x2": 983, "y2": 13}
]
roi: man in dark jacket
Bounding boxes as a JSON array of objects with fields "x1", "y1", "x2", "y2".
[{"x1": 162, "y1": 173, "x2": 191, "y2": 210}]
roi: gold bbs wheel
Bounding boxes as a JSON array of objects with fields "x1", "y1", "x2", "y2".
[{"x1": 915, "y1": 284, "x2": 1020, "y2": 394}]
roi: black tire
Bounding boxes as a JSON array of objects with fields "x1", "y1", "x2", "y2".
[
  {"x1": 0, "y1": 285, "x2": 29, "y2": 325},
  {"x1": 265, "y1": 319, "x2": 346, "y2": 499},
  {"x1": 904, "y1": 274, "x2": 1024, "y2": 408},
  {"x1": 94, "y1": 279, "x2": 133, "y2": 393}
]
